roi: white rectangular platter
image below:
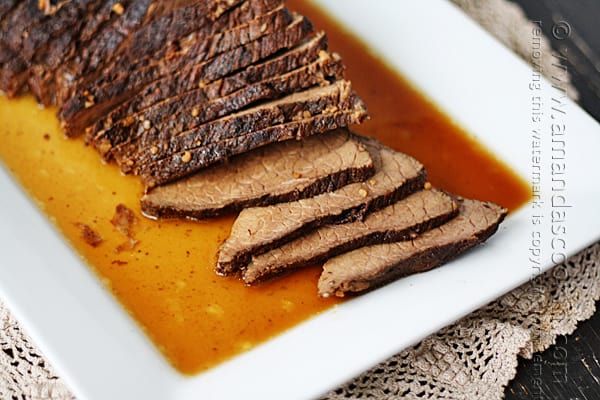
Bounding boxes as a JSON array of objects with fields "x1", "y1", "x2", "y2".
[{"x1": 1, "y1": 0, "x2": 600, "y2": 399}]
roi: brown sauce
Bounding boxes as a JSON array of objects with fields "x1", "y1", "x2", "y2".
[
  {"x1": 0, "y1": 3, "x2": 530, "y2": 376},
  {"x1": 289, "y1": 0, "x2": 531, "y2": 212}
]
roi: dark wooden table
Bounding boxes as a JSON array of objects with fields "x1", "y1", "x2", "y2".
[
  {"x1": 504, "y1": 1, "x2": 600, "y2": 399},
  {"x1": 505, "y1": 301, "x2": 600, "y2": 399},
  {"x1": 510, "y1": 0, "x2": 600, "y2": 122}
]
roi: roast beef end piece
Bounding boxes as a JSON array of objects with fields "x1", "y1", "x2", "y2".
[
  {"x1": 318, "y1": 199, "x2": 508, "y2": 298},
  {"x1": 140, "y1": 129, "x2": 374, "y2": 219},
  {"x1": 216, "y1": 140, "x2": 426, "y2": 275},
  {"x1": 243, "y1": 189, "x2": 459, "y2": 284}
]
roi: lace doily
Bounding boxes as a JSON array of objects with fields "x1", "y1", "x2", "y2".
[
  {"x1": 0, "y1": 0, "x2": 593, "y2": 399},
  {"x1": 324, "y1": 244, "x2": 600, "y2": 399},
  {"x1": 0, "y1": 303, "x2": 73, "y2": 399}
]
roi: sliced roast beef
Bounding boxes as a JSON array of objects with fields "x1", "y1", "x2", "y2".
[
  {"x1": 1, "y1": 0, "x2": 101, "y2": 95},
  {"x1": 0, "y1": 0, "x2": 19, "y2": 21},
  {"x1": 216, "y1": 140, "x2": 426, "y2": 275},
  {"x1": 140, "y1": 129, "x2": 374, "y2": 219},
  {"x1": 0, "y1": 1, "x2": 46, "y2": 95},
  {"x1": 0, "y1": 43, "x2": 15, "y2": 65},
  {"x1": 107, "y1": 0, "x2": 283, "y2": 81},
  {"x1": 107, "y1": 53, "x2": 345, "y2": 165},
  {"x1": 17, "y1": 0, "x2": 110, "y2": 98},
  {"x1": 94, "y1": 2, "x2": 287, "y2": 90},
  {"x1": 78, "y1": 1, "x2": 125, "y2": 43},
  {"x1": 243, "y1": 189, "x2": 458, "y2": 284},
  {"x1": 120, "y1": 0, "x2": 247, "y2": 57},
  {"x1": 0, "y1": 1, "x2": 47, "y2": 52},
  {"x1": 60, "y1": 12, "x2": 312, "y2": 136},
  {"x1": 101, "y1": 51, "x2": 343, "y2": 162},
  {"x1": 133, "y1": 81, "x2": 366, "y2": 185},
  {"x1": 139, "y1": 101, "x2": 367, "y2": 187},
  {"x1": 88, "y1": 7, "x2": 302, "y2": 151},
  {"x1": 0, "y1": 0, "x2": 121, "y2": 94},
  {"x1": 53, "y1": 0, "x2": 153, "y2": 105},
  {"x1": 318, "y1": 199, "x2": 508, "y2": 297},
  {"x1": 88, "y1": 31, "x2": 328, "y2": 146},
  {"x1": 35, "y1": 1, "x2": 281, "y2": 107},
  {"x1": 21, "y1": 0, "x2": 104, "y2": 62},
  {"x1": 28, "y1": 0, "x2": 132, "y2": 106},
  {"x1": 70, "y1": 0, "x2": 247, "y2": 93},
  {"x1": 0, "y1": 52, "x2": 28, "y2": 96},
  {"x1": 119, "y1": 79, "x2": 355, "y2": 164},
  {"x1": 28, "y1": 30, "x2": 76, "y2": 103},
  {"x1": 63, "y1": 8, "x2": 304, "y2": 125}
]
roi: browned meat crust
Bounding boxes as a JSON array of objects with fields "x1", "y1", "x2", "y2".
[
  {"x1": 92, "y1": 39, "x2": 339, "y2": 163},
  {"x1": 85, "y1": 32, "x2": 328, "y2": 148},
  {"x1": 140, "y1": 129, "x2": 374, "y2": 219},
  {"x1": 243, "y1": 190, "x2": 459, "y2": 284},
  {"x1": 318, "y1": 199, "x2": 508, "y2": 297},
  {"x1": 61, "y1": 10, "x2": 311, "y2": 136},
  {"x1": 216, "y1": 138, "x2": 426, "y2": 275},
  {"x1": 138, "y1": 88, "x2": 367, "y2": 187}
]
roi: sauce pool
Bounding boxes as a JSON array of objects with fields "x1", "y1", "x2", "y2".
[
  {"x1": 0, "y1": 3, "x2": 530, "y2": 375},
  {"x1": 289, "y1": 0, "x2": 531, "y2": 212}
]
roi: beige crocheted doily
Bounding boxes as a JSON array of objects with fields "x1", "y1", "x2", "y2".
[
  {"x1": 0, "y1": 1, "x2": 594, "y2": 399},
  {"x1": 323, "y1": 243, "x2": 600, "y2": 399}
]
